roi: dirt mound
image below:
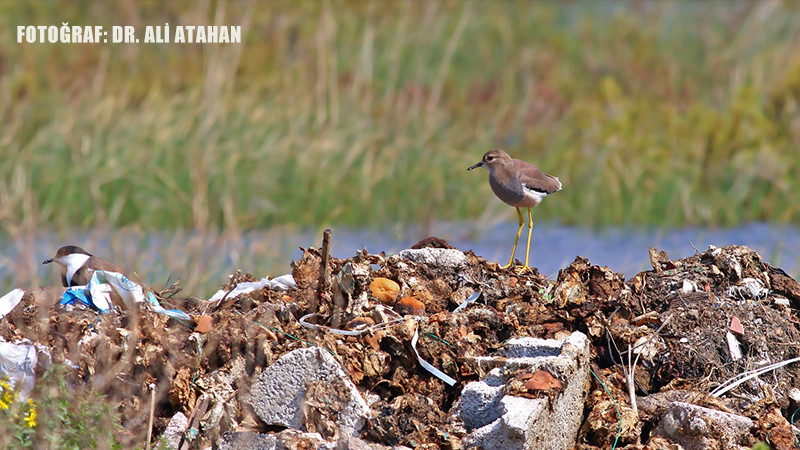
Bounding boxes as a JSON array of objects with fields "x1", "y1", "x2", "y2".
[{"x1": 1, "y1": 240, "x2": 799, "y2": 448}]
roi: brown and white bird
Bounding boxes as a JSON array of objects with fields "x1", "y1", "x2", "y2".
[
  {"x1": 43, "y1": 245, "x2": 124, "y2": 287},
  {"x1": 468, "y1": 149, "x2": 562, "y2": 272}
]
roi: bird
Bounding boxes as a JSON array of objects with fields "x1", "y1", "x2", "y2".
[
  {"x1": 42, "y1": 245, "x2": 124, "y2": 287},
  {"x1": 468, "y1": 149, "x2": 562, "y2": 272}
]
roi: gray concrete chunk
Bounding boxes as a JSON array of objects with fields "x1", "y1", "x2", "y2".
[
  {"x1": 162, "y1": 412, "x2": 187, "y2": 449},
  {"x1": 653, "y1": 401, "x2": 754, "y2": 450},
  {"x1": 397, "y1": 248, "x2": 468, "y2": 268},
  {"x1": 458, "y1": 331, "x2": 590, "y2": 450},
  {"x1": 245, "y1": 347, "x2": 370, "y2": 440}
]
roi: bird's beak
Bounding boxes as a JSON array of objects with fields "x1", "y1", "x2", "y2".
[
  {"x1": 467, "y1": 161, "x2": 483, "y2": 171},
  {"x1": 42, "y1": 258, "x2": 53, "y2": 265}
]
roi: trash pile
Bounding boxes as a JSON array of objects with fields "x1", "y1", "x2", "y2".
[{"x1": 1, "y1": 238, "x2": 799, "y2": 449}]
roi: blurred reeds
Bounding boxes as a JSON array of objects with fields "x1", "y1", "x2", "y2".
[
  {"x1": 2, "y1": 1, "x2": 799, "y2": 232},
  {"x1": 1, "y1": 1, "x2": 800, "y2": 294}
]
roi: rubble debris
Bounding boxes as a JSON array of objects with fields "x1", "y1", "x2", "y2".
[
  {"x1": 245, "y1": 347, "x2": 370, "y2": 440},
  {"x1": 1, "y1": 241, "x2": 799, "y2": 449},
  {"x1": 396, "y1": 248, "x2": 469, "y2": 269},
  {"x1": 652, "y1": 401, "x2": 755, "y2": 449},
  {"x1": 729, "y1": 315, "x2": 744, "y2": 335},
  {"x1": 163, "y1": 412, "x2": 188, "y2": 449},
  {"x1": 459, "y1": 332, "x2": 590, "y2": 450},
  {"x1": 219, "y1": 431, "x2": 277, "y2": 450}
]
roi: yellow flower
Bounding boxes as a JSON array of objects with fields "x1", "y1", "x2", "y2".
[
  {"x1": 24, "y1": 406, "x2": 37, "y2": 428},
  {"x1": 1, "y1": 392, "x2": 15, "y2": 410}
]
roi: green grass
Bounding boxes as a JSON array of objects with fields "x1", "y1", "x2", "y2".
[
  {"x1": 1, "y1": 1, "x2": 800, "y2": 232},
  {"x1": 0, "y1": 367, "x2": 120, "y2": 449}
]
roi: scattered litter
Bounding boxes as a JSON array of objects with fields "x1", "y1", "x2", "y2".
[
  {"x1": 774, "y1": 296, "x2": 790, "y2": 306},
  {"x1": 59, "y1": 271, "x2": 191, "y2": 321},
  {"x1": 726, "y1": 331, "x2": 743, "y2": 361},
  {"x1": 729, "y1": 315, "x2": 744, "y2": 335},
  {"x1": 0, "y1": 289, "x2": 24, "y2": 320},
  {"x1": 0, "y1": 341, "x2": 40, "y2": 400},
  {"x1": 299, "y1": 309, "x2": 405, "y2": 336},
  {"x1": 727, "y1": 277, "x2": 769, "y2": 300},
  {"x1": 208, "y1": 274, "x2": 296, "y2": 302},
  {"x1": 453, "y1": 290, "x2": 481, "y2": 312},
  {"x1": 711, "y1": 356, "x2": 800, "y2": 397},
  {"x1": 681, "y1": 279, "x2": 697, "y2": 294},
  {"x1": 411, "y1": 326, "x2": 456, "y2": 386}
]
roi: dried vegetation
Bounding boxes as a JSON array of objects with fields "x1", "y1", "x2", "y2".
[{"x1": 1, "y1": 240, "x2": 799, "y2": 448}]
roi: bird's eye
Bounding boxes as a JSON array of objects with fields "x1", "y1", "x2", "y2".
[{"x1": 486, "y1": 156, "x2": 493, "y2": 161}]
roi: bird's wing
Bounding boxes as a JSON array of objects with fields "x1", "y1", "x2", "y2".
[{"x1": 517, "y1": 162, "x2": 562, "y2": 194}]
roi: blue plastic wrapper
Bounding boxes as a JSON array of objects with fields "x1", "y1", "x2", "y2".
[{"x1": 59, "y1": 271, "x2": 191, "y2": 322}]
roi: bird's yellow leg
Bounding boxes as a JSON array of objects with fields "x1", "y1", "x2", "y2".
[
  {"x1": 519, "y1": 207, "x2": 534, "y2": 273},
  {"x1": 502, "y1": 207, "x2": 524, "y2": 269}
]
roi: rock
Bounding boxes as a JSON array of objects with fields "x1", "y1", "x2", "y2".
[
  {"x1": 522, "y1": 370, "x2": 562, "y2": 391},
  {"x1": 653, "y1": 401, "x2": 754, "y2": 450},
  {"x1": 757, "y1": 408, "x2": 796, "y2": 450},
  {"x1": 394, "y1": 297, "x2": 425, "y2": 316},
  {"x1": 245, "y1": 347, "x2": 370, "y2": 440},
  {"x1": 219, "y1": 431, "x2": 277, "y2": 450},
  {"x1": 458, "y1": 332, "x2": 590, "y2": 450},
  {"x1": 220, "y1": 430, "x2": 394, "y2": 450},
  {"x1": 774, "y1": 296, "x2": 791, "y2": 306},
  {"x1": 194, "y1": 314, "x2": 213, "y2": 333},
  {"x1": 369, "y1": 278, "x2": 400, "y2": 304},
  {"x1": 162, "y1": 412, "x2": 188, "y2": 449},
  {"x1": 396, "y1": 248, "x2": 468, "y2": 269}
]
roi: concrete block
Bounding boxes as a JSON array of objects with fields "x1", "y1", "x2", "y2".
[{"x1": 458, "y1": 331, "x2": 590, "y2": 450}]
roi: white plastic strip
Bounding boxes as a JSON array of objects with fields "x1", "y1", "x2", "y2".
[
  {"x1": 0, "y1": 289, "x2": 25, "y2": 320},
  {"x1": 411, "y1": 327, "x2": 456, "y2": 386},
  {"x1": 711, "y1": 356, "x2": 800, "y2": 397},
  {"x1": 299, "y1": 313, "x2": 406, "y2": 336},
  {"x1": 209, "y1": 274, "x2": 297, "y2": 303},
  {"x1": 453, "y1": 291, "x2": 481, "y2": 313},
  {"x1": 725, "y1": 331, "x2": 742, "y2": 361},
  {"x1": 299, "y1": 313, "x2": 366, "y2": 336}
]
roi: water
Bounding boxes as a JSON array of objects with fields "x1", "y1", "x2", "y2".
[
  {"x1": 322, "y1": 222, "x2": 800, "y2": 279},
  {"x1": 2, "y1": 222, "x2": 798, "y2": 299}
]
